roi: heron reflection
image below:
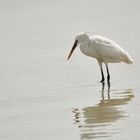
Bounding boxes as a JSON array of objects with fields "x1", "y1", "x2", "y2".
[{"x1": 72, "y1": 85, "x2": 134, "y2": 139}]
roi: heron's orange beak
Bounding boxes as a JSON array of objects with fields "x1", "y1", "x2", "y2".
[{"x1": 67, "y1": 40, "x2": 78, "y2": 60}]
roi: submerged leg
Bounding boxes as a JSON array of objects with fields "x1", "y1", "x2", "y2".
[
  {"x1": 98, "y1": 62, "x2": 105, "y2": 83},
  {"x1": 105, "y1": 63, "x2": 110, "y2": 85}
]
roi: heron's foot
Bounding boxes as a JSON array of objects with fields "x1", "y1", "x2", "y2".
[{"x1": 100, "y1": 79, "x2": 105, "y2": 83}]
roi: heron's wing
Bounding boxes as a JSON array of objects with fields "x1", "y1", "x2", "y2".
[{"x1": 93, "y1": 37, "x2": 124, "y2": 62}]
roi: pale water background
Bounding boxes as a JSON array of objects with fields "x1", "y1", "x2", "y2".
[{"x1": 0, "y1": 0, "x2": 140, "y2": 139}]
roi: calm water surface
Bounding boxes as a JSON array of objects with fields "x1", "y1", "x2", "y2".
[
  {"x1": 73, "y1": 88, "x2": 134, "y2": 139},
  {"x1": 0, "y1": 0, "x2": 140, "y2": 140}
]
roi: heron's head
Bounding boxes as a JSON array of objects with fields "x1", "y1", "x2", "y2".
[{"x1": 67, "y1": 32, "x2": 89, "y2": 60}]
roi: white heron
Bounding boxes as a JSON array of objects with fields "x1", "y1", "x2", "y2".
[{"x1": 67, "y1": 32, "x2": 133, "y2": 84}]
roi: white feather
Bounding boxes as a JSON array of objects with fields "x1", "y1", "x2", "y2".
[
  {"x1": 79, "y1": 34, "x2": 133, "y2": 64},
  {"x1": 67, "y1": 32, "x2": 133, "y2": 82}
]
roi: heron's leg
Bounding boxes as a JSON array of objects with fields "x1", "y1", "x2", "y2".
[
  {"x1": 98, "y1": 62, "x2": 105, "y2": 83},
  {"x1": 105, "y1": 63, "x2": 110, "y2": 84}
]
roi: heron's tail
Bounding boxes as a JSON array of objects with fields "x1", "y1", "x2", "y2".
[{"x1": 122, "y1": 51, "x2": 133, "y2": 64}]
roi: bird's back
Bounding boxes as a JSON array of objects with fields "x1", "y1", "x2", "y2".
[{"x1": 89, "y1": 35, "x2": 133, "y2": 64}]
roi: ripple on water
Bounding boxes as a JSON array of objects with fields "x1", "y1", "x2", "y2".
[{"x1": 72, "y1": 88, "x2": 134, "y2": 139}]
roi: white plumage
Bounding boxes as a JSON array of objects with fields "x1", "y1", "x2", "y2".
[{"x1": 67, "y1": 32, "x2": 133, "y2": 84}]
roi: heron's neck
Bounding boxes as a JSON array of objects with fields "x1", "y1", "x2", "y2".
[{"x1": 79, "y1": 41, "x2": 89, "y2": 56}]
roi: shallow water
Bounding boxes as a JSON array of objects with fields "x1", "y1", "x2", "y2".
[
  {"x1": 73, "y1": 88, "x2": 134, "y2": 139},
  {"x1": 0, "y1": 0, "x2": 140, "y2": 140}
]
